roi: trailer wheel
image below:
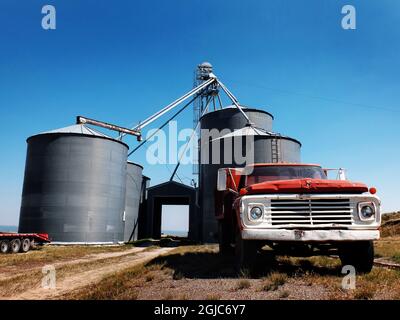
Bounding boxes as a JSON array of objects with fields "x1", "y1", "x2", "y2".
[
  {"x1": 0, "y1": 240, "x2": 10, "y2": 254},
  {"x1": 21, "y1": 238, "x2": 31, "y2": 253},
  {"x1": 339, "y1": 241, "x2": 374, "y2": 274},
  {"x1": 10, "y1": 239, "x2": 21, "y2": 254},
  {"x1": 235, "y1": 228, "x2": 257, "y2": 273}
]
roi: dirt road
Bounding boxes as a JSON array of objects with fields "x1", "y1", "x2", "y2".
[{"x1": 4, "y1": 247, "x2": 174, "y2": 300}]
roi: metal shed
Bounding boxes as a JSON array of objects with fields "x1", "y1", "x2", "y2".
[{"x1": 140, "y1": 181, "x2": 198, "y2": 241}]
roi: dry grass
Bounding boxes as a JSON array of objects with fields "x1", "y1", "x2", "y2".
[
  {"x1": 374, "y1": 238, "x2": 400, "y2": 263},
  {"x1": 206, "y1": 294, "x2": 221, "y2": 300},
  {"x1": 279, "y1": 290, "x2": 290, "y2": 299},
  {"x1": 353, "y1": 284, "x2": 376, "y2": 300},
  {"x1": 261, "y1": 272, "x2": 287, "y2": 291},
  {"x1": 236, "y1": 279, "x2": 251, "y2": 290},
  {"x1": 145, "y1": 274, "x2": 154, "y2": 282},
  {"x1": 0, "y1": 244, "x2": 134, "y2": 269},
  {"x1": 382, "y1": 212, "x2": 400, "y2": 222},
  {"x1": 0, "y1": 271, "x2": 43, "y2": 297},
  {"x1": 0, "y1": 249, "x2": 139, "y2": 298},
  {"x1": 66, "y1": 263, "x2": 147, "y2": 300},
  {"x1": 381, "y1": 212, "x2": 400, "y2": 237}
]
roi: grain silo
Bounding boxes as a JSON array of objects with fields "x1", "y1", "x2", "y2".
[
  {"x1": 198, "y1": 107, "x2": 301, "y2": 243},
  {"x1": 18, "y1": 124, "x2": 128, "y2": 243},
  {"x1": 123, "y1": 161, "x2": 143, "y2": 242}
]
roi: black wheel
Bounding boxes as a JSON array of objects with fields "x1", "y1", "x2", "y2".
[
  {"x1": 235, "y1": 228, "x2": 258, "y2": 272},
  {"x1": 339, "y1": 241, "x2": 374, "y2": 273},
  {"x1": 10, "y1": 239, "x2": 21, "y2": 254},
  {"x1": 20, "y1": 238, "x2": 31, "y2": 253},
  {"x1": 218, "y1": 220, "x2": 233, "y2": 255},
  {"x1": 0, "y1": 240, "x2": 10, "y2": 254}
]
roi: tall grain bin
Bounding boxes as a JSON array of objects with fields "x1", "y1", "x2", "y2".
[
  {"x1": 137, "y1": 175, "x2": 150, "y2": 240},
  {"x1": 199, "y1": 106, "x2": 274, "y2": 134},
  {"x1": 123, "y1": 162, "x2": 143, "y2": 242},
  {"x1": 198, "y1": 107, "x2": 301, "y2": 243},
  {"x1": 18, "y1": 124, "x2": 128, "y2": 243}
]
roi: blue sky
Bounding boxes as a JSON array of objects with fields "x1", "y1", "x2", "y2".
[{"x1": 0, "y1": 0, "x2": 399, "y2": 226}]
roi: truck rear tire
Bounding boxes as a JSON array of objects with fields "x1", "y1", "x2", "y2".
[
  {"x1": 21, "y1": 238, "x2": 31, "y2": 253},
  {"x1": 235, "y1": 228, "x2": 257, "y2": 272},
  {"x1": 339, "y1": 240, "x2": 374, "y2": 273},
  {"x1": 0, "y1": 240, "x2": 10, "y2": 254},
  {"x1": 10, "y1": 239, "x2": 21, "y2": 254},
  {"x1": 218, "y1": 220, "x2": 233, "y2": 255}
]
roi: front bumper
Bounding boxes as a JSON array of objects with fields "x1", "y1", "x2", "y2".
[{"x1": 241, "y1": 229, "x2": 380, "y2": 242}]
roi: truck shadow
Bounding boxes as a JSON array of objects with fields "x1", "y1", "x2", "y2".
[{"x1": 147, "y1": 249, "x2": 341, "y2": 279}]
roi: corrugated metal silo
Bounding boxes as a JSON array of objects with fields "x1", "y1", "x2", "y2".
[
  {"x1": 123, "y1": 161, "x2": 143, "y2": 242},
  {"x1": 198, "y1": 108, "x2": 301, "y2": 243},
  {"x1": 18, "y1": 124, "x2": 128, "y2": 243},
  {"x1": 137, "y1": 175, "x2": 150, "y2": 240},
  {"x1": 199, "y1": 106, "x2": 274, "y2": 134}
]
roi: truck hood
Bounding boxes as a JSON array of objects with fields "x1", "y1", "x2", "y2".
[{"x1": 240, "y1": 178, "x2": 369, "y2": 195}]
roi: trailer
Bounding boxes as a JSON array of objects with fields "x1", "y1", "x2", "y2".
[{"x1": 0, "y1": 232, "x2": 50, "y2": 254}]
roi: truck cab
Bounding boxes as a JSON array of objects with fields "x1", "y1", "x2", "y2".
[{"x1": 216, "y1": 163, "x2": 381, "y2": 273}]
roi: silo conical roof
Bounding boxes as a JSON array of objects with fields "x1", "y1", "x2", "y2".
[
  {"x1": 28, "y1": 124, "x2": 129, "y2": 148},
  {"x1": 39, "y1": 124, "x2": 110, "y2": 138}
]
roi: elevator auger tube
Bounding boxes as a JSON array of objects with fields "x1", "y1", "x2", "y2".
[
  {"x1": 119, "y1": 77, "x2": 217, "y2": 139},
  {"x1": 216, "y1": 79, "x2": 253, "y2": 126},
  {"x1": 128, "y1": 95, "x2": 198, "y2": 156},
  {"x1": 76, "y1": 116, "x2": 142, "y2": 140},
  {"x1": 169, "y1": 96, "x2": 213, "y2": 182}
]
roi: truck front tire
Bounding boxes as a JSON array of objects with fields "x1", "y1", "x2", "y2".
[
  {"x1": 339, "y1": 240, "x2": 374, "y2": 273},
  {"x1": 235, "y1": 228, "x2": 258, "y2": 272}
]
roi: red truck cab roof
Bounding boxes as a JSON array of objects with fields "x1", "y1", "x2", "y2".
[
  {"x1": 240, "y1": 179, "x2": 369, "y2": 195},
  {"x1": 229, "y1": 163, "x2": 370, "y2": 195},
  {"x1": 246, "y1": 163, "x2": 322, "y2": 168}
]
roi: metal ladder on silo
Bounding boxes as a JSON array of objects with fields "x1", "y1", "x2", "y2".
[{"x1": 271, "y1": 137, "x2": 281, "y2": 163}]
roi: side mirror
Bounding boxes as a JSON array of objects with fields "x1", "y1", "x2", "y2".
[
  {"x1": 338, "y1": 168, "x2": 347, "y2": 180},
  {"x1": 217, "y1": 168, "x2": 227, "y2": 191}
]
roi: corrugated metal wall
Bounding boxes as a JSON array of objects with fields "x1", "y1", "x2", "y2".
[
  {"x1": 19, "y1": 133, "x2": 128, "y2": 243},
  {"x1": 124, "y1": 162, "x2": 143, "y2": 242}
]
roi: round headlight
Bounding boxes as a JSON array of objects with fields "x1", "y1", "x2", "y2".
[
  {"x1": 360, "y1": 205, "x2": 374, "y2": 219},
  {"x1": 250, "y1": 206, "x2": 263, "y2": 220}
]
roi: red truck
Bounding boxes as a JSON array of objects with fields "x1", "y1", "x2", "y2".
[
  {"x1": 216, "y1": 163, "x2": 381, "y2": 273},
  {"x1": 0, "y1": 233, "x2": 50, "y2": 254}
]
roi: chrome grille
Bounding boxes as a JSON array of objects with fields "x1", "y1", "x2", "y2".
[{"x1": 269, "y1": 199, "x2": 353, "y2": 226}]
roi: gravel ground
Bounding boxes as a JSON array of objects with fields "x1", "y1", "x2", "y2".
[{"x1": 134, "y1": 276, "x2": 331, "y2": 300}]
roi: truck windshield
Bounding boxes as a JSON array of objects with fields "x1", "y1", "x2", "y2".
[{"x1": 241, "y1": 166, "x2": 327, "y2": 187}]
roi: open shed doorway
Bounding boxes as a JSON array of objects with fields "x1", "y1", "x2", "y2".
[
  {"x1": 141, "y1": 181, "x2": 199, "y2": 241},
  {"x1": 161, "y1": 205, "x2": 189, "y2": 238}
]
